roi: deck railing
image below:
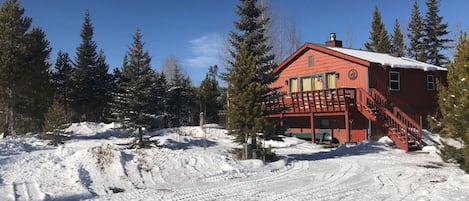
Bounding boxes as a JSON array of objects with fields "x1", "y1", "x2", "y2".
[
  {"x1": 265, "y1": 88, "x2": 356, "y2": 114},
  {"x1": 267, "y1": 87, "x2": 423, "y2": 151}
]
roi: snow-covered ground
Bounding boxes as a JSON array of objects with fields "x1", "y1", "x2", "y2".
[{"x1": 0, "y1": 122, "x2": 468, "y2": 201}]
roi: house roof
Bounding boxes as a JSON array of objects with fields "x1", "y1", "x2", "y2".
[
  {"x1": 274, "y1": 43, "x2": 447, "y2": 73},
  {"x1": 326, "y1": 46, "x2": 447, "y2": 71}
]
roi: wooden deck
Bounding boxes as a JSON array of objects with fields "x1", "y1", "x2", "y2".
[
  {"x1": 266, "y1": 87, "x2": 423, "y2": 152},
  {"x1": 266, "y1": 88, "x2": 356, "y2": 116}
]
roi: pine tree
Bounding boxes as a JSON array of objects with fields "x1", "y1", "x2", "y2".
[
  {"x1": 71, "y1": 9, "x2": 99, "y2": 121},
  {"x1": 364, "y1": 6, "x2": 391, "y2": 53},
  {"x1": 112, "y1": 28, "x2": 157, "y2": 148},
  {"x1": 90, "y1": 50, "x2": 112, "y2": 122},
  {"x1": 17, "y1": 27, "x2": 53, "y2": 133},
  {"x1": 391, "y1": 19, "x2": 405, "y2": 56},
  {"x1": 51, "y1": 51, "x2": 73, "y2": 120},
  {"x1": 198, "y1": 65, "x2": 222, "y2": 124},
  {"x1": 227, "y1": 0, "x2": 281, "y2": 159},
  {"x1": 227, "y1": 43, "x2": 265, "y2": 159},
  {"x1": 423, "y1": 0, "x2": 451, "y2": 66},
  {"x1": 166, "y1": 65, "x2": 194, "y2": 128},
  {"x1": 149, "y1": 72, "x2": 167, "y2": 129},
  {"x1": 43, "y1": 100, "x2": 69, "y2": 145},
  {"x1": 0, "y1": 0, "x2": 51, "y2": 136},
  {"x1": 407, "y1": 0, "x2": 426, "y2": 61},
  {"x1": 433, "y1": 32, "x2": 469, "y2": 173}
]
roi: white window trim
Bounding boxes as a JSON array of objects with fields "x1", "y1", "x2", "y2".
[
  {"x1": 427, "y1": 75, "x2": 435, "y2": 91},
  {"x1": 389, "y1": 71, "x2": 400, "y2": 91}
]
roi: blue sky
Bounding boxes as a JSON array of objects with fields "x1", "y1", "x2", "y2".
[{"x1": 16, "y1": 0, "x2": 469, "y2": 85}]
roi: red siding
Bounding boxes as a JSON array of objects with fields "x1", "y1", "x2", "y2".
[
  {"x1": 272, "y1": 49, "x2": 369, "y2": 93},
  {"x1": 369, "y1": 65, "x2": 447, "y2": 121}
]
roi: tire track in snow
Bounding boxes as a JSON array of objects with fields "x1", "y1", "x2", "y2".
[
  {"x1": 255, "y1": 158, "x2": 366, "y2": 201},
  {"x1": 167, "y1": 160, "x2": 311, "y2": 201},
  {"x1": 12, "y1": 181, "x2": 45, "y2": 201}
]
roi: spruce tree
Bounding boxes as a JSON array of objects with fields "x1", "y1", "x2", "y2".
[
  {"x1": 0, "y1": 0, "x2": 51, "y2": 136},
  {"x1": 227, "y1": 43, "x2": 265, "y2": 159},
  {"x1": 433, "y1": 32, "x2": 469, "y2": 173},
  {"x1": 423, "y1": 0, "x2": 451, "y2": 66},
  {"x1": 150, "y1": 72, "x2": 167, "y2": 129},
  {"x1": 51, "y1": 51, "x2": 73, "y2": 120},
  {"x1": 364, "y1": 6, "x2": 391, "y2": 53},
  {"x1": 43, "y1": 100, "x2": 69, "y2": 145},
  {"x1": 198, "y1": 65, "x2": 222, "y2": 124},
  {"x1": 112, "y1": 28, "x2": 156, "y2": 148},
  {"x1": 407, "y1": 0, "x2": 426, "y2": 61},
  {"x1": 167, "y1": 65, "x2": 194, "y2": 128},
  {"x1": 227, "y1": 0, "x2": 281, "y2": 159},
  {"x1": 90, "y1": 50, "x2": 112, "y2": 122},
  {"x1": 72, "y1": 9, "x2": 104, "y2": 122},
  {"x1": 17, "y1": 27, "x2": 52, "y2": 133},
  {"x1": 391, "y1": 19, "x2": 405, "y2": 56}
]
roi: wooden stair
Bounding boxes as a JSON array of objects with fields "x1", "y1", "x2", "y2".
[
  {"x1": 356, "y1": 88, "x2": 423, "y2": 151},
  {"x1": 265, "y1": 87, "x2": 423, "y2": 151}
]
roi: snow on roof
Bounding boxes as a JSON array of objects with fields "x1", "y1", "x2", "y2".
[{"x1": 327, "y1": 46, "x2": 447, "y2": 71}]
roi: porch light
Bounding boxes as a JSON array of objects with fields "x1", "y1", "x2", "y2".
[
  {"x1": 335, "y1": 73, "x2": 340, "y2": 78},
  {"x1": 285, "y1": 80, "x2": 289, "y2": 85}
]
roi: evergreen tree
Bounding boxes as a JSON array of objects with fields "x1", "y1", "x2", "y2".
[
  {"x1": 112, "y1": 28, "x2": 157, "y2": 147},
  {"x1": 198, "y1": 65, "x2": 222, "y2": 124},
  {"x1": 166, "y1": 64, "x2": 194, "y2": 127},
  {"x1": 43, "y1": 100, "x2": 69, "y2": 145},
  {"x1": 71, "y1": 9, "x2": 99, "y2": 121},
  {"x1": 423, "y1": 0, "x2": 451, "y2": 66},
  {"x1": 391, "y1": 19, "x2": 405, "y2": 56},
  {"x1": 51, "y1": 51, "x2": 73, "y2": 120},
  {"x1": 17, "y1": 27, "x2": 52, "y2": 133},
  {"x1": 227, "y1": 0, "x2": 281, "y2": 159},
  {"x1": 90, "y1": 50, "x2": 112, "y2": 122},
  {"x1": 150, "y1": 72, "x2": 168, "y2": 129},
  {"x1": 226, "y1": 43, "x2": 265, "y2": 159},
  {"x1": 364, "y1": 6, "x2": 391, "y2": 53},
  {"x1": 0, "y1": 0, "x2": 51, "y2": 136},
  {"x1": 433, "y1": 32, "x2": 469, "y2": 173},
  {"x1": 407, "y1": 0, "x2": 426, "y2": 61}
]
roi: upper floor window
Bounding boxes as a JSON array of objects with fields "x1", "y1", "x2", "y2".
[
  {"x1": 326, "y1": 73, "x2": 336, "y2": 89},
  {"x1": 289, "y1": 77, "x2": 298, "y2": 93},
  {"x1": 389, "y1": 71, "x2": 400, "y2": 91},
  {"x1": 301, "y1": 77, "x2": 312, "y2": 91},
  {"x1": 427, "y1": 75, "x2": 435, "y2": 91},
  {"x1": 308, "y1": 55, "x2": 314, "y2": 67}
]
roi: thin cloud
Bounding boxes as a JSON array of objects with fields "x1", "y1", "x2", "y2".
[{"x1": 186, "y1": 33, "x2": 223, "y2": 68}]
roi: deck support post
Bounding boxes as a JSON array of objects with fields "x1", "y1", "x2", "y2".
[
  {"x1": 345, "y1": 111, "x2": 350, "y2": 142},
  {"x1": 310, "y1": 112, "x2": 315, "y2": 144}
]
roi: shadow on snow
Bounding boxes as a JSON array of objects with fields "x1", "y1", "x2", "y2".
[
  {"x1": 284, "y1": 142, "x2": 389, "y2": 163},
  {"x1": 163, "y1": 138, "x2": 217, "y2": 150}
]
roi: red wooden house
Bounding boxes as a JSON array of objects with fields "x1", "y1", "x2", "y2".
[{"x1": 267, "y1": 33, "x2": 447, "y2": 151}]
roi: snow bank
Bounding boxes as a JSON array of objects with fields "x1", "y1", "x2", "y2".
[{"x1": 1, "y1": 123, "x2": 468, "y2": 200}]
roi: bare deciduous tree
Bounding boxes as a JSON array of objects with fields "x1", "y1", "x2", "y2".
[
  {"x1": 261, "y1": 0, "x2": 302, "y2": 64},
  {"x1": 161, "y1": 55, "x2": 185, "y2": 82}
]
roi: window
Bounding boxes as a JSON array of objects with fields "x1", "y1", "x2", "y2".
[
  {"x1": 326, "y1": 73, "x2": 336, "y2": 89},
  {"x1": 308, "y1": 55, "x2": 314, "y2": 67},
  {"x1": 313, "y1": 75, "x2": 324, "y2": 90},
  {"x1": 301, "y1": 77, "x2": 312, "y2": 91},
  {"x1": 389, "y1": 71, "x2": 400, "y2": 91},
  {"x1": 427, "y1": 75, "x2": 435, "y2": 90},
  {"x1": 289, "y1": 77, "x2": 298, "y2": 93}
]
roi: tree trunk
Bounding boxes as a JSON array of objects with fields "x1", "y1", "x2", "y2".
[
  {"x1": 138, "y1": 127, "x2": 144, "y2": 148},
  {"x1": 4, "y1": 87, "x2": 16, "y2": 137}
]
